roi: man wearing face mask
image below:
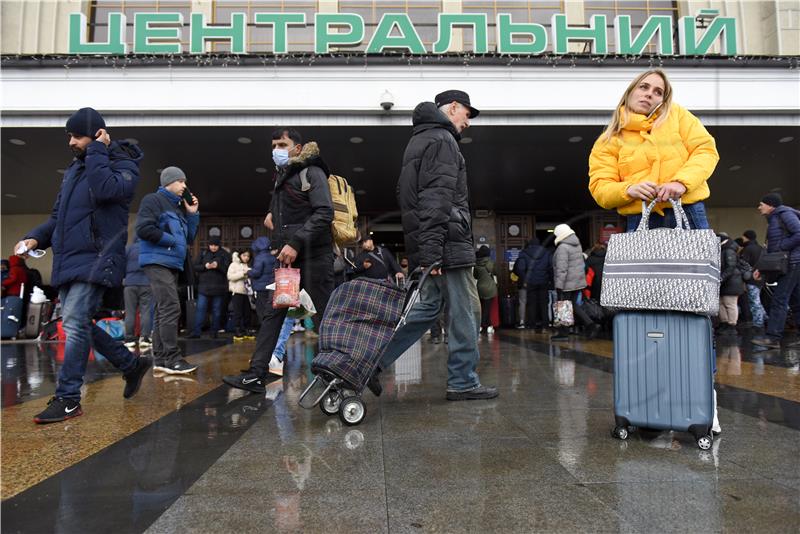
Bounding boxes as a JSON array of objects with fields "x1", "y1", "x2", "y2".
[{"x1": 223, "y1": 128, "x2": 334, "y2": 392}]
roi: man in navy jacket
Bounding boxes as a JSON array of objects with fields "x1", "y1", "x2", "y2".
[
  {"x1": 752, "y1": 193, "x2": 800, "y2": 348},
  {"x1": 16, "y1": 107, "x2": 152, "y2": 423},
  {"x1": 136, "y1": 166, "x2": 200, "y2": 374}
]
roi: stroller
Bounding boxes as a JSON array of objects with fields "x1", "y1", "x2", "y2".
[{"x1": 299, "y1": 264, "x2": 439, "y2": 426}]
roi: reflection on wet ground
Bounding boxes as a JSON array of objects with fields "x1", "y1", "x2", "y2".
[{"x1": 1, "y1": 330, "x2": 799, "y2": 533}]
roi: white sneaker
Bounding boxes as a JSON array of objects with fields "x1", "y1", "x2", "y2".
[
  {"x1": 712, "y1": 389, "x2": 722, "y2": 435},
  {"x1": 123, "y1": 340, "x2": 137, "y2": 349},
  {"x1": 268, "y1": 355, "x2": 284, "y2": 377},
  {"x1": 487, "y1": 326, "x2": 495, "y2": 335}
]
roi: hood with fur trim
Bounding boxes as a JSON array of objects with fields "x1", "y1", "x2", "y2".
[{"x1": 282, "y1": 141, "x2": 331, "y2": 179}]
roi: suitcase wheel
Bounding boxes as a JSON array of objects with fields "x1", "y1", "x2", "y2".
[
  {"x1": 612, "y1": 426, "x2": 629, "y2": 440},
  {"x1": 697, "y1": 435, "x2": 713, "y2": 450},
  {"x1": 320, "y1": 391, "x2": 342, "y2": 416},
  {"x1": 339, "y1": 396, "x2": 366, "y2": 426}
]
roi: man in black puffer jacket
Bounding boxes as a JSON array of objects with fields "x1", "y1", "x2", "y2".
[
  {"x1": 372, "y1": 90, "x2": 498, "y2": 401},
  {"x1": 190, "y1": 237, "x2": 230, "y2": 338},
  {"x1": 223, "y1": 128, "x2": 334, "y2": 392}
]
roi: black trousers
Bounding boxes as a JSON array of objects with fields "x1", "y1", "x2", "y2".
[
  {"x1": 230, "y1": 293, "x2": 251, "y2": 334},
  {"x1": 249, "y1": 253, "x2": 334, "y2": 377},
  {"x1": 480, "y1": 298, "x2": 493, "y2": 328},
  {"x1": 526, "y1": 286, "x2": 550, "y2": 328},
  {"x1": 144, "y1": 265, "x2": 182, "y2": 366}
]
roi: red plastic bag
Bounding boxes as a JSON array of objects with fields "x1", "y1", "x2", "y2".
[{"x1": 273, "y1": 267, "x2": 301, "y2": 308}]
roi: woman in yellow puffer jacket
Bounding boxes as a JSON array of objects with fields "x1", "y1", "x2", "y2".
[{"x1": 588, "y1": 69, "x2": 719, "y2": 231}]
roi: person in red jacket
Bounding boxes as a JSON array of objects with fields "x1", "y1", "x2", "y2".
[{"x1": 1, "y1": 256, "x2": 28, "y2": 297}]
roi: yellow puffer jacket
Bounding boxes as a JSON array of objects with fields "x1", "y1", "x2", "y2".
[{"x1": 588, "y1": 103, "x2": 719, "y2": 215}]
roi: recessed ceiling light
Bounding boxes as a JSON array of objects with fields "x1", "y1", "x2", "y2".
[
  {"x1": 728, "y1": 165, "x2": 741, "y2": 171},
  {"x1": 237, "y1": 137, "x2": 252, "y2": 144},
  {"x1": 460, "y1": 137, "x2": 473, "y2": 144},
  {"x1": 568, "y1": 136, "x2": 583, "y2": 143},
  {"x1": 524, "y1": 188, "x2": 536, "y2": 194},
  {"x1": 56, "y1": 169, "x2": 66, "y2": 174},
  {"x1": 4, "y1": 193, "x2": 18, "y2": 198},
  {"x1": 779, "y1": 136, "x2": 794, "y2": 143},
  {"x1": 353, "y1": 167, "x2": 365, "y2": 173},
  {"x1": 544, "y1": 166, "x2": 556, "y2": 172},
  {"x1": 255, "y1": 167, "x2": 268, "y2": 174},
  {"x1": 9, "y1": 138, "x2": 25, "y2": 145},
  {"x1": 350, "y1": 137, "x2": 363, "y2": 144},
  {"x1": 124, "y1": 138, "x2": 139, "y2": 145},
  {"x1": 356, "y1": 189, "x2": 366, "y2": 195}
]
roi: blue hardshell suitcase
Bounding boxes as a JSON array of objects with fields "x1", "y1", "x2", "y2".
[{"x1": 612, "y1": 311, "x2": 715, "y2": 449}]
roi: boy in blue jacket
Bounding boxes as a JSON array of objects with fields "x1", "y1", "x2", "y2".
[{"x1": 136, "y1": 167, "x2": 200, "y2": 374}]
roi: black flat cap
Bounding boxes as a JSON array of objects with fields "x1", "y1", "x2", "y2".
[{"x1": 435, "y1": 89, "x2": 480, "y2": 118}]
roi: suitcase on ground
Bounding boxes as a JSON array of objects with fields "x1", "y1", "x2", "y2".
[
  {"x1": 184, "y1": 285, "x2": 197, "y2": 332},
  {"x1": 1, "y1": 295, "x2": 25, "y2": 339},
  {"x1": 611, "y1": 310, "x2": 715, "y2": 450},
  {"x1": 500, "y1": 295, "x2": 516, "y2": 327},
  {"x1": 25, "y1": 301, "x2": 53, "y2": 338}
]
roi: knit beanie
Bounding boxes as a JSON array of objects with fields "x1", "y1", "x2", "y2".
[
  {"x1": 65, "y1": 107, "x2": 106, "y2": 138},
  {"x1": 553, "y1": 224, "x2": 576, "y2": 245},
  {"x1": 743, "y1": 229, "x2": 757, "y2": 241},
  {"x1": 160, "y1": 166, "x2": 186, "y2": 187},
  {"x1": 761, "y1": 193, "x2": 783, "y2": 208}
]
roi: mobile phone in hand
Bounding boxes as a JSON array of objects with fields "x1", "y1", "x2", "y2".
[{"x1": 181, "y1": 188, "x2": 195, "y2": 205}]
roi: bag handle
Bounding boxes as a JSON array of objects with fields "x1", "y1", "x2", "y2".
[{"x1": 637, "y1": 198, "x2": 691, "y2": 232}]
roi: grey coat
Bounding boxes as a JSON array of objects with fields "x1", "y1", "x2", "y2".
[{"x1": 553, "y1": 234, "x2": 587, "y2": 292}]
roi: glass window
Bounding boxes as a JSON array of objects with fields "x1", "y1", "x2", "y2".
[
  {"x1": 90, "y1": 1, "x2": 191, "y2": 49},
  {"x1": 584, "y1": 0, "x2": 679, "y2": 54}
]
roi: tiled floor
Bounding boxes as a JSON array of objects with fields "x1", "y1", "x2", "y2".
[{"x1": 2, "y1": 328, "x2": 799, "y2": 533}]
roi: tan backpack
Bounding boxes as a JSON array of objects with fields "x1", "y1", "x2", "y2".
[{"x1": 300, "y1": 169, "x2": 359, "y2": 246}]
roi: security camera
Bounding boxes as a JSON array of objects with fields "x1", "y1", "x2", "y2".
[{"x1": 380, "y1": 90, "x2": 394, "y2": 111}]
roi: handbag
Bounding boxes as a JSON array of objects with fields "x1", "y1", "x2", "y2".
[
  {"x1": 600, "y1": 199, "x2": 720, "y2": 316},
  {"x1": 755, "y1": 251, "x2": 789, "y2": 276},
  {"x1": 553, "y1": 300, "x2": 574, "y2": 327},
  {"x1": 272, "y1": 266, "x2": 301, "y2": 308}
]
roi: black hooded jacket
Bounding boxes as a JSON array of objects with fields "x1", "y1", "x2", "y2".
[
  {"x1": 397, "y1": 102, "x2": 474, "y2": 271},
  {"x1": 269, "y1": 142, "x2": 334, "y2": 261}
]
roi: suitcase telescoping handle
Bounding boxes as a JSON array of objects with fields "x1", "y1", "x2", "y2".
[{"x1": 396, "y1": 262, "x2": 442, "y2": 330}]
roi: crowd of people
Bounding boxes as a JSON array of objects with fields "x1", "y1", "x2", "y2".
[{"x1": 9, "y1": 69, "x2": 799, "y2": 426}]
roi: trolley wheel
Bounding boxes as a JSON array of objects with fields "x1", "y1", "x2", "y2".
[
  {"x1": 697, "y1": 434, "x2": 713, "y2": 450},
  {"x1": 319, "y1": 391, "x2": 342, "y2": 416},
  {"x1": 612, "y1": 426, "x2": 629, "y2": 440},
  {"x1": 339, "y1": 396, "x2": 366, "y2": 426}
]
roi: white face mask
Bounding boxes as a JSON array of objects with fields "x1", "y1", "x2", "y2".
[{"x1": 272, "y1": 148, "x2": 290, "y2": 167}]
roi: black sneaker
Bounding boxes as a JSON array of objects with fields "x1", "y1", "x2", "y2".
[
  {"x1": 123, "y1": 356, "x2": 153, "y2": 399},
  {"x1": 222, "y1": 372, "x2": 266, "y2": 394},
  {"x1": 34, "y1": 397, "x2": 83, "y2": 424},
  {"x1": 446, "y1": 385, "x2": 499, "y2": 401},
  {"x1": 162, "y1": 359, "x2": 198, "y2": 375}
]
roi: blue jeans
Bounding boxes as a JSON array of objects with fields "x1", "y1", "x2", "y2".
[
  {"x1": 192, "y1": 293, "x2": 224, "y2": 336},
  {"x1": 746, "y1": 284, "x2": 767, "y2": 328},
  {"x1": 766, "y1": 264, "x2": 800, "y2": 340},
  {"x1": 272, "y1": 316, "x2": 294, "y2": 360},
  {"x1": 378, "y1": 267, "x2": 481, "y2": 392},
  {"x1": 57, "y1": 282, "x2": 136, "y2": 400},
  {"x1": 625, "y1": 201, "x2": 710, "y2": 231}
]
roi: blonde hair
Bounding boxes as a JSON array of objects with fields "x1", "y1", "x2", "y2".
[{"x1": 600, "y1": 69, "x2": 673, "y2": 143}]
